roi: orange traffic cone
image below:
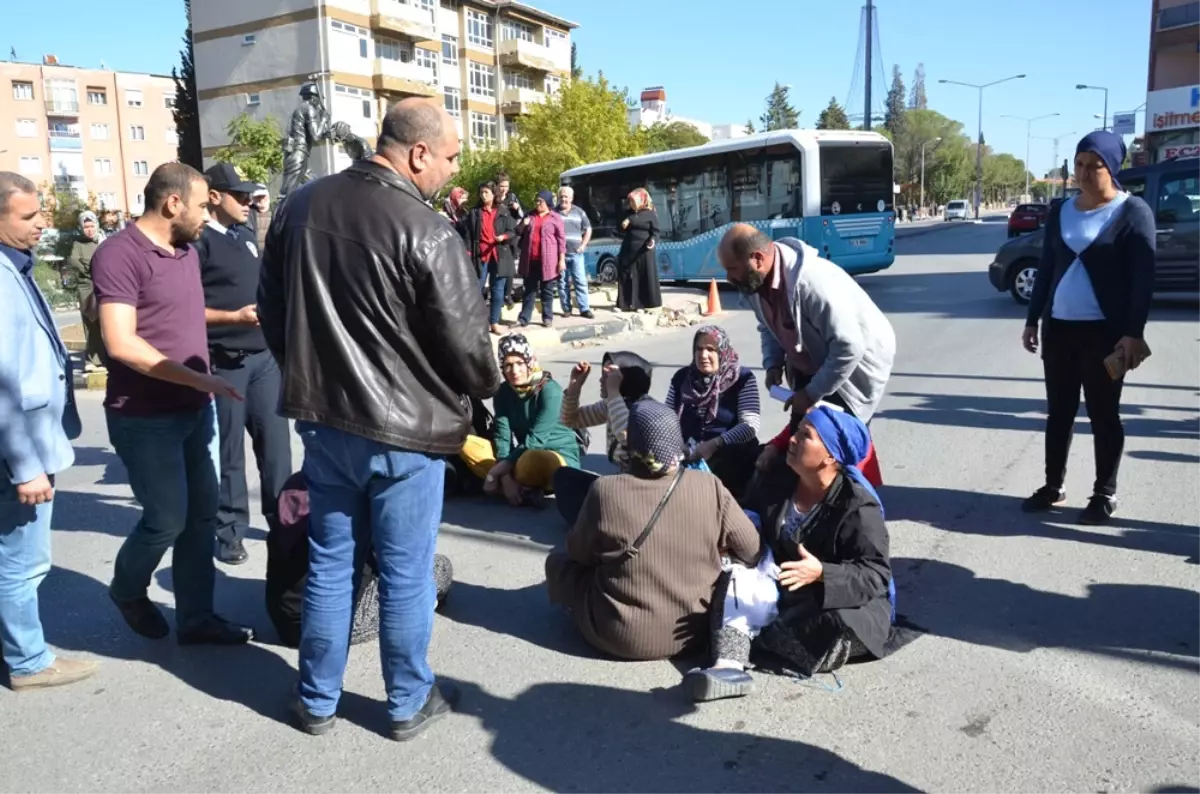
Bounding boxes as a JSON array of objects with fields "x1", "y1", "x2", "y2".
[{"x1": 703, "y1": 278, "x2": 723, "y2": 316}]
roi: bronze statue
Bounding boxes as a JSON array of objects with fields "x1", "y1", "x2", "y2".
[{"x1": 279, "y1": 83, "x2": 331, "y2": 199}]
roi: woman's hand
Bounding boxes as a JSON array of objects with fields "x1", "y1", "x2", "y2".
[
  {"x1": 567, "y1": 361, "x2": 591, "y2": 393},
  {"x1": 501, "y1": 474, "x2": 524, "y2": 507},
  {"x1": 755, "y1": 445, "x2": 779, "y2": 472},
  {"x1": 1022, "y1": 326, "x2": 1038, "y2": 354},
  {"x1": 778, "y1": 545, "x2": 823, "y2": 591},
  {"x1": 694, "y1": 438, "x2": 721, "y2": 461},
  {"x1": 558, "y1": 258, "x2": 566, "y2": 275},
  {"x1": 484, "y1": 460, "x2": 515, "y2": 495},
  {"x1": 620, "y1": 219, "x2": 630, "y2": 230},
  {"x1": 1114, "y1": 336, "x2": 1148, "y2": 371},
  {"x1": 647, "y1": 239, "x2": 656, "y2": 250},
  {"x1": 602, "y1": 364, "x2": 623, "y2": 397}
]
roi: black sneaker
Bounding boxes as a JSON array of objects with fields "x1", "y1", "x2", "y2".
[
  {"x1": 390, "y1": 683, "x2": 459, "y2": 742},
  {"x1": 291, "y1": 697, "x2": 337, "y2": 736},
  {"x1": 1021, "y1": 486, "x2": 1066, "y2": 513},
  {"x1": 177, "y1": 615, "x2": 255, "y2": 646},
  {"x1": 580, "y1": 310, "x2": 595, "y2": 319},
  {"x1": 217, "y1": 539, "x2": 248, "y2": 565},
  {"x1": 110, "y1": 593, "x2": 170, "y2": 639},
  {"x1": 683, "y1": 667, "x2": 756, "y2": 702},
  {"x1": 1079, "y1": 495, "x2": 1116, "y2": 525}
]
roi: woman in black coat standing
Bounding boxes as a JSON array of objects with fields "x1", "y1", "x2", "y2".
[
  {"x1": 616, "y1": 188, "x2": 662, "y2": 312},
  {"x1": 463, "y1": 181, "x2": 519, "y2": 335},
  {"x1": 1021, "y1": 131, "x2": 1156, "y2": 525}
]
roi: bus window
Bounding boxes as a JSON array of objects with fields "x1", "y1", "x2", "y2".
[
  {"x1": 572, "y1": 170, "x2": 646, "y2": 239},
  {"x1": 819, "y1": 143, "x2": 893, "y2": 215},
  {"x1": 644, "y1": 162, "x2": 678, "y2": 242},
  {"x1": 674, "y1": 154, "x2": 730, "y2": 240},
  {"x1": 731, "y1": 145, "x2": 802, "y2": 223}
]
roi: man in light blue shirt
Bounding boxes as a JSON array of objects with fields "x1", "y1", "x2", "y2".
[{"x1": 0, "y1": 172, "x2": 93, "y2": 690}]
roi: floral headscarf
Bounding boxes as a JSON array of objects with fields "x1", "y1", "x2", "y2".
[
  {"x1": 627, "y1": 398, "x2": 684, "y2": 478},
  {"x1": 497, "y1": 333, "x2": 545, "y2": 395},
  {"x1": 628, "y1": 188, "x2": 653, "y2": 211},
  {"x1": 679, "y1": 325, "x2": 740, "y2": 423}
]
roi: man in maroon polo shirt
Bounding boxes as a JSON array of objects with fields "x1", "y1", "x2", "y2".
[{"x1": 92, "y1": 162, "x2": 254, "y2": 645}]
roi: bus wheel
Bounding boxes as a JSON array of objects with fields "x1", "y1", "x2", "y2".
[{"x1": 597, "y1": 257, "x2": 618, "y2": 284}]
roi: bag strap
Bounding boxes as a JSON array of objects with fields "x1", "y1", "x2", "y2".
[{"x1": 621, "y1": 467, "x2": 686, "y2": 561}]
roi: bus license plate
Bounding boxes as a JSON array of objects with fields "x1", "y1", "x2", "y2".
[{"x1": 849, "y1": 237, "x2": 869, "y2": 247}]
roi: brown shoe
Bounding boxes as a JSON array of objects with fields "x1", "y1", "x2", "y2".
[{"x1": 10, "y1": 656, "x2": 99, "y2": 692}]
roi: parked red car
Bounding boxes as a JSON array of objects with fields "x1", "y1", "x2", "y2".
[{"x1": 1007, "y1": 203, "x2": 1049, "y2": 237}]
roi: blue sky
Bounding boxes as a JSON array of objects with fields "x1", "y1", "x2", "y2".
[{"x1": 4, "y1": 0, "x2": 1152, "y2": 175}]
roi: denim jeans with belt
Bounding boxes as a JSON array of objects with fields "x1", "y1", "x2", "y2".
[
  {"x1": 488, "y1": 274, "x2": 509, "y2": 325},
  {"x1": 106, "y1": 401, "x2": 219, "y2": 632},
  {"x1": 294, "y1": 421, "x2": 445, "y2": 721},
  {"x1": 558, "y1": 253, "x2": 590, "y2": 313},
  {"x1": 0, "y1": 481, "x2": 55, "y2": 676}
]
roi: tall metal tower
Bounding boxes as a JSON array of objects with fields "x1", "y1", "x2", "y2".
[{"x1": 845, "y1": 0, "x2": 887, "y2": 129}]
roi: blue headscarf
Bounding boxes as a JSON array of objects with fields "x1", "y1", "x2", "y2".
[{"x1": 1076, "y1": 131, "x2": 1126, "y2": 188}]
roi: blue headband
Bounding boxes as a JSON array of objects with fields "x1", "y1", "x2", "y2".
[{"x1": 807, "y1": 405, "x2": 883, "y2": 515}]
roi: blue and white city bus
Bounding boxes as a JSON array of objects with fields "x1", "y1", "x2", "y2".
[{"x1": 560, "y1": 129, "x2": 896, "y2": 283}]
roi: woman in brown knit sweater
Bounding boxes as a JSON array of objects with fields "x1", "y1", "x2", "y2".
[{"x1": 545, "y1": 399, "x2": 762, "y2": 661}]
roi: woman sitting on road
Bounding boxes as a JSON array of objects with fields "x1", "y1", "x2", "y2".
[
  {"x1": 460, "y1": 334, "x2": 579, "y2": 508},
  {"x1": 684, "y1": 404, "x2": 896, "y2": 702},
  {"x1": 553, "y1": 350, "x2": 654, "y2": 526},
  {"x1": 545, "y1": 399, "x2": 761, "y2": 661},
  {"x1": 666, "y1": 326, "x2": 761, "y2": 499}
]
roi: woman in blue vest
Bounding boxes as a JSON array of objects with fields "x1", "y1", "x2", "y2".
[{"x1": 666, "y1": 325, "x2": 761, "y2": 499}]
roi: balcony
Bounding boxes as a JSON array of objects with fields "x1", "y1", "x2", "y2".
[
  {"x1": 44, "y1": 98, "x2": 80, "y2": 116},
  {"x1": 1158, "y1": 1, "x2": 1199, "y2": 30},
  {"x1": 370, "y1": 0, "x2": 436, "y2": 41},
  {"x1": 497, "y1": 38, "x2": 565, "y2": 73},
  {"x1": 500, "y1": 86, "x2": 546, "y2": 115},
  {"x1": 372, "y1": 58, "x2": 438, "y2": 97},
  {"x1": 48, "y1": 132, "x2": 82, "y2": 151}
]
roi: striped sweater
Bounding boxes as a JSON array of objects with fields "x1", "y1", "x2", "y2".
[{"x1": 560, "y1": 392, "x2": 631, "y2": 470}]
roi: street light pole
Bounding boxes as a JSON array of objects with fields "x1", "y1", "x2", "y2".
[
  {"x1": 1033, "y1": 131, "x2": 1076, "y2": 198},
  {"x1": 1002, "y1": 112, "x2": 1059, "y2": 200},
  {"x1": 1076, "y1": 84, "x2": 1110, "y2": 130},
  {"x1": 920, "y1": 137, "x2": 941, "y2": 216},
  {"x1": 939, "y1": 74, "x2": 1026, "y2": 219}
]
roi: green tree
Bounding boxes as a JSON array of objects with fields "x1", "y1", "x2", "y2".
[
  {"x1": 643, "y1": 120, "x2": 709, "y2": 153},
  {"x1": 908, "y1": 63, "x2": 927, "y2": 110},
  {"x1": 815, "y1": 97, "x2": 850, "y2": 130},
  {"x1": 570, "y1": 42, "x2": 581, "y2": 80},
  {"x1": 759, "y1": 83, "x2": 800, "y2": 131},
  {"x1": 213, "y1": 114, "x2": 284, "y2": 185},
  {"x1": 744, "y1": 119, "x2": 756, "y2": 135},
  {"x1": 884, "y1": 64, "x2": 907, "y2": 141},
  {"x1": 172, "y1": 0, "x2": 202, "y2": 168}
]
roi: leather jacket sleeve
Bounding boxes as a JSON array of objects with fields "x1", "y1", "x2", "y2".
[
  {"x1": 416, "y1": 225, "x2": 502, "y2": 400},
  {"x1": 258, "y1": 212, "x2": 285, "y2": 363}
]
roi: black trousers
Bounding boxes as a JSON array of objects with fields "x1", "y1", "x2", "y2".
[
  {"x1": 1041, "y1": 319, "x2": 1125, "y2": 497},
  {"x1": 211, "y1": 348, "x2": 293, "y2": 546},
  {"x1": 553, "y1": 467, "x2": 599, "y2": 527}
]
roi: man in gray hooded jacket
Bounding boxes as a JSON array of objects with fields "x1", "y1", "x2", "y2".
[{"x1": 718, "y1": 223, "x2": 895, "y2": 422}]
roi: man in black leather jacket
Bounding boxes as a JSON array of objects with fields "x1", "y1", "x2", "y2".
[{"x1": 258, "y1": 98, "x2": 501, "y2": 741}]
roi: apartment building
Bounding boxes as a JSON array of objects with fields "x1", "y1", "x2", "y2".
[
  {"x1": 191, "y1": 0, "x2": 576, "y2": 180},
  {"x1": 1144, "y1": 0, "x2": 1199, "y2": 162},
  {"x1": 0, "y1": 57, "x2": 179, "y2": 214}
]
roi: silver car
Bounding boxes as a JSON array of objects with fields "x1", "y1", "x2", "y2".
[{"x1": 944, "y1": 200, "x2": 969, "y2": 221}]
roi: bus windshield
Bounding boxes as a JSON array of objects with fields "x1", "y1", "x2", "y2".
[{"x1": 819, "y1": 143, "x2": 894, "y2": 215}]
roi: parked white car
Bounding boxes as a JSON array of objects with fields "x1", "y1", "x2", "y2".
[{"x1": 944, "y1": 200, "x2": 970, "y2": 221}]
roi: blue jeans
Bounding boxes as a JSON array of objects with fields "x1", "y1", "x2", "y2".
[
  {"x1": 0, "y1": 482, "x2": 55, "y2": 676},
  {"x1": 519, "y1": 273, "x2": 558, "y2": 325},
  {"x1": 106, "y1": 401, "x2": 219, "y2": 631},
  {"x1": 558, "y1": 253, "x2": 590, "y2": 313},
  {"x1": 295, "y1": 422, "x2": 445, "y2": 721},
  {"x1": 488, "y1": 274, "x2": 509, "y2": 325}
]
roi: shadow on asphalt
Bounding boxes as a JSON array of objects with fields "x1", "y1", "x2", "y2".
[
  {"x1": 877, "y1": 391, "x2": 1200, "y2": 440},
  {"x1": 894, "y1": 223, "x2": 1008, "y2": 256},
  {"x1": 890, "y1": 372, "x2": 1200, "y2": 394},
  {"x1": 438, "y1": 678, "x2": 920, "y2": 793},
  {"x1": 889, "y1": 555, "x2": 1199, "y2": 671},
  {"x1": 439, "y1": 581, "x2": 600, "y2": 659}
]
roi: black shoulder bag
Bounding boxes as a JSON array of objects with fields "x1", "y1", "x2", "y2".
[{"x1": 618, "y1": 467, "x2": 686, "y2": 563}]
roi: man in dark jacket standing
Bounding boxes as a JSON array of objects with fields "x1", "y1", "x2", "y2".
[{"x1": 258, "y1": 98, "x2": 501, "y2": 741}]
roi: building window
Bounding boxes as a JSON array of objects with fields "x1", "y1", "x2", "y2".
[
  {"x1": 94, "y1": 158, "x2": 113, "y2": 175},
  {"x1": 444, "y1": 87, "x2": 461, "y2": 117},
  {"x1": 470, "y1": 112, "x2": 497, "y2": 148},
  {"x1": 442, "y1": 34, "x2": 458, "y2": 65},
  {"x1": 88, "y1": 89, "x2": 107, "y2": 105},
  {"x1": 544, "y1": 28, "x2": 568, "y2": 45},
  {"x1": 506, "y1": 71, "x2": 533, "y2": 90},
  {"x1": 415, "y1": 47, "x2": 438, "y2": 80},
  {"x1": 505, "y1": 116, "x2": 517, "y2": 141},
  {"x1": 130, "y1": 125, "x2": 145, "y2": 141},
  {"x1": 135, "y1": 193, "x2": 144, "y2": 209},
  {"x1": 19, "y1": 156, "x2": 41, "y2": 174},
  {"x1": 243, "y1": 33, "x2": 257, "y2": 45},
  {"x1": 334, "y1": 84, "x2": 374, "y2": 118},
  {"x1": 545, "y1": 74, "x2": 562, "y2": 94},
  {"x1": 163, "y1": 94, "x2": 176, "y2": 109},
  {"x1": 246, "y1": 93, "x2": 261, "y2": 106},
  {"x1": 132, "y1": 161, "x2": 149, "y2": 177},
  {"x1": 165, "y1": 127, "x2": 179, "y2": 144},
  {"x1": 377, "y1": 37, "x2": 412, "y2": 62},
  {"x1": 12, "y1": 81, "x2": 33, "y2": 100},
  {"x1": 15, "y1": 119, "x2": 37, "y2": 137},
  {"x1": 466, "y1": 9, "x2": 493, "y2": 48},
  {"x1": 468, "y1": 62, "x2": 495, "y2": 99},
  {"x1": 90, "y1": 123, "x2": 109, "y2": 140},
  {"x1": 126, "y1": 89, "x2": 143, "y2": 108},
  {"x1": 501, "y1": 20, "x2": 535, "y2": 42},
  {"x1": 98, "y1": 192, "x2": 117, "y2": 209},
  {"x1": 440, "y1": 0, "x2": 456, "y2": 7}
]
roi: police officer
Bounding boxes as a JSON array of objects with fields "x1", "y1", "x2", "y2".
[{"x1": 199, "y1": 163, "x2": 293, "y2": 564}]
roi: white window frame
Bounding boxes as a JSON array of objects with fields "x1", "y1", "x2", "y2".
[
  {"x1": 544, "y1": 28, "x2": 567, "y2": 45},
  {"x1": 125, "y1": 89, "x2": 143, "y2": 108},
  {"x1": 415, "y1": 47, "x2": 438, "y2": 80},
  {"x1": 468, "y1": 62, "x2": 495, "y2": 99},
  {"x1": 470, "y1": 111, "x2": 497, "y2": 148},
  {"x1": 18, "y1": 156, "x2": 41, "y2": 174},
  {"x1": 501, "y1": 20, "x2": 535, "y2": 42},
  {"x1": 545, "y1": 74, "x2": 562, "y2": 94},
  {"x1": 132, "y1": 161, "x2": 149, "y2": 177},
  {"x1": 376, "y1": 37, "x2": 412, "y2": 62},
  {"x1": 15, "y1": 118, "x2": 37, "y2": 137},
  {"x1": 12, "y1": 81, "x2": 33, "y2": 100},
  {"x1": 243, "y1": 33, "x2": 257, "y2": 45},
  {"x1": 129, "y1": 125, "x2": 145, "y2": 141},
  {"x1": 246, "y1": 93, "x2": 261, "y2": 106},
  {"x1": 442, "y1": 34, "x2": 458, "y2": 65},
  {"x1": 163, "y1": 94, "x2": 176, "y2": 109},
  {"x1": 98, "y1": 192, "x2": 118, "y2": 209},
  {"x1": 94, "y1": 158, "x2": 113, "y2": 175},
  {"x1": 165, "y1": 127, "x2": 179, "y2": 144},
  {"x1": 443, "y1": 86, "x2": 461, "y2": 118},
  {"x1": 90, "y1": 123, "x2": 109, "y2": 140},
  {"x1": 466, "y1": 9, "x2": 494, "y2": 49},
  {"x1": 87, "y1": 89, "x2": 107, "y2": 105},
  {"x1": 506, "y1": 71, "x2": 533, "y2": 91}
]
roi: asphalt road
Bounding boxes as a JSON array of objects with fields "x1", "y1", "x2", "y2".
[{"x1": 9, "y1": 218, "x2": 1199, "y2": 793}]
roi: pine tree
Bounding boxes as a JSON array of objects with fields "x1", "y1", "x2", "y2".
[
  {"x1": 759, "y1": 83, "x2": 800, "y2": 131},
  {"x1": 570, "y1": 42, "x2": 581, "y2": 80},
  {"x1": 816, "y1": 97, "x2": 850, "y2": 130},
  {"x1": 884, "y1": 64, "x2": 907, "y2": 139},
  {"x1": 908, "y1": 63, "x2": 927, "y2": 109},
  {"x1": 172, "y1": 0, "x2": 203, "y2": 168},
  {"x1": 744, "y1": 119, "x2": 755, "y2": 135}
]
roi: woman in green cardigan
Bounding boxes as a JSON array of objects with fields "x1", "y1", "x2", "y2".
[{"x1": 466, "y1": 333, "x2": 580, "y2": 507}]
